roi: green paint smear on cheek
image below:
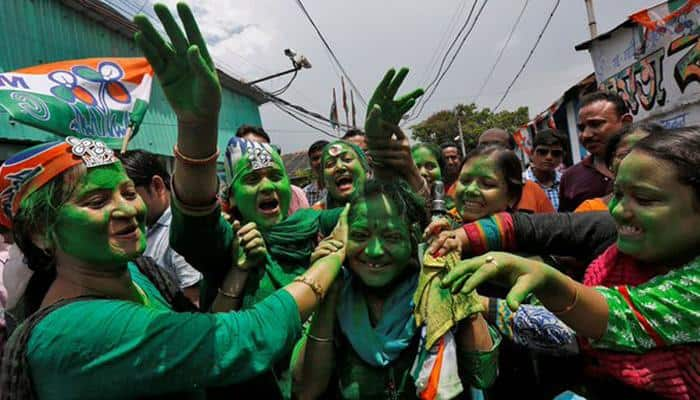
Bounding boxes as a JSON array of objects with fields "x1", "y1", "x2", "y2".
[{"x1": 53, "y1": 164, "x2": 146, "y2": 265}]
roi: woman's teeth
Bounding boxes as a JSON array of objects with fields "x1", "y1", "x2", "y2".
[{"x1": 619, "y1": 225, "x2": 642, "y2": 235}]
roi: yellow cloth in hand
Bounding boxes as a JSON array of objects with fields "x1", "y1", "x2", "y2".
[{"x1": 413, "y1": 249, "x2": 484, "y2": 349}]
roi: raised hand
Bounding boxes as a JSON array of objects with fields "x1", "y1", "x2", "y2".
[
  {"x1": 134, "y1": 2, "x2": 221, "y2": 123},
  {"x1": 366, "y1": 68, "x2": 424, "y2": 129}
]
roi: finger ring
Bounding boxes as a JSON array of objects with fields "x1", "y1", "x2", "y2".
[{"x1": 485, "y1": 255, "x2": 498, "y2": 269}]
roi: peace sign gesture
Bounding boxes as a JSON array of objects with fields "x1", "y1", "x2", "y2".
[{"x1": 134, "y1": 3, "x2": 221, "y2": 124}]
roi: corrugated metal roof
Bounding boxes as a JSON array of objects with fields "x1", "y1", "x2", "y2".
[{"x1": 0, "y1": 0, "x2": 263, "y2": 159}]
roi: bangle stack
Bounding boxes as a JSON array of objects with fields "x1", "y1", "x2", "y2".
[{"x1": 294, "y1": 275, "x2": 325, "y2": 301}]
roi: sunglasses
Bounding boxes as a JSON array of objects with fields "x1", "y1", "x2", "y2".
[{"x1": 535, "y1": 148, "x2": 563, "y2": 157}]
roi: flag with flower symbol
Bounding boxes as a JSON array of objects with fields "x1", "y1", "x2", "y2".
[{"x1": 0, "y1": 57, "x2": 153, "y2": 147}]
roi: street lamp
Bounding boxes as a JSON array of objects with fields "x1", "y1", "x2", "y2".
[{"x1": 248, "y1": 49, "x2": 312, "y2": 85}]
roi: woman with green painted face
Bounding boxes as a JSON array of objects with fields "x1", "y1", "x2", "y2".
[
  {"x1": 313, "y1": 140, "x2": 370, "y2": 210},
  {"x1": 411, "y1": 143, "x2": 444, "y2": 190},
  {"x1": 433, "y1": 127, "x2": 700, "y2": 399},
  {"x1": 0, "y1": 137, "x2": 347, "y2": 400},
  {"x1": 293, "y1": 180, "x2": 500, "y2": 400}
]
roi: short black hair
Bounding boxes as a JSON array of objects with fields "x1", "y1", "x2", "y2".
[
  {"x1": 440, "y1": 141, "x2": 459, "y2": 151},
  {"x1": 308, "y1": 140, "x2": 329, "y2": 156},
  {"x1": 342, "y1": 129, "x2": 365, "y2": 140},
  {"x1": 533, "y1": 128, "x2": 566, "y2": 148},
  {"x1": 580, "y1": 91, "x2": 629, "y2": 117},
  {"x1": 118, "y1": 150, "x2": 171, "y2": 190},
  {"x1": 236, "y1": 124, "x2": 271, "y2": 143}
]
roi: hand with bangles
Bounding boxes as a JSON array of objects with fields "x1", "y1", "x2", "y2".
[
  {"x1": 424, "y1": 218, "x2": 469, "y2": 257},
  {"x1": 441, "y1": 252, "x2": 583, "y2": 313}
]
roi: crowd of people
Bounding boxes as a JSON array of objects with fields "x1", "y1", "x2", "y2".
[{"x1": 0, "y1": 2, "x2": 698, "y2": 399}]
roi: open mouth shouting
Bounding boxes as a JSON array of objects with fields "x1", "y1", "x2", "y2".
[
  {"x1": 334, "y1": 171, "x2": 355, "y2": 195},
  {"x1": 257, "y1": 194, "x2": 281, "y2": 217}
]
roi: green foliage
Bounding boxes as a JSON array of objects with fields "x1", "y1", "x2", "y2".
[{"x1": 410, "y1": 103, "x2": 529, "y2": 151}]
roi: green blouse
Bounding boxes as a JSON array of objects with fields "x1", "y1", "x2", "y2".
[
  {"x1": 593, "y1": 257, "x2": 700, "y2": 352},
  {"x1": 27, "y1": 262, "x2": 302, "y2": 400}
]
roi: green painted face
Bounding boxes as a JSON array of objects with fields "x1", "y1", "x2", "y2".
[
  {"x1": 346, "y1": 195, "x2": 412, "y2": 288},
  {"x1": 454, "y1": 155, "x2": 511, "y2": 222},
  {"x1": 322, "y1": 142, "x2": 367, "y2": 204},
  {"x1": 229, "y1": 160, "x2": 291, "y2": 230},
  {"x1": 53, "y1": 163, "x2": 147, "y2": 266},
  {"x1": 611, "y1": 150, "x2": 700, "y2": 264},
  {"x1": 611, "y1": 131, "x2": 649, "y2": 175},
  {"x1": 412, "y1": 146, "x2": 442, "y2": 187}
]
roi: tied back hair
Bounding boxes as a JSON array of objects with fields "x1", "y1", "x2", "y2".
[{"x1": 634, "y1": 126, "x2": 700, "y2": 204}]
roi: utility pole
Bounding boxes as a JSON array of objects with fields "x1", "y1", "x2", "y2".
[
  {"x1": 457, "y1": 119, "x2": 467, "y2": 157},
  {"x1": 584, "y1": 0, "x2": 598, "y2": 38}
]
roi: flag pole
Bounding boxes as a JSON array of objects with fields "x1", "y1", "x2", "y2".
[{"x1": 120, "y1": 124, "x2": 134, "y2": 154}]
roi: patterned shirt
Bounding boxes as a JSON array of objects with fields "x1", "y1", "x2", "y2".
[
  {"x1": 592, "y1": 257, "x2": 700, "y2": 352},
  {"x1": 303, "y1": 181, "x2": 326, "y2": 206},
  {"x1": 522, "y1": 167, "x2": 562, "y2": 211}
]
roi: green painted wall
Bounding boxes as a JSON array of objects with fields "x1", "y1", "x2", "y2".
[{"x1": 0, "y1": 0, "x2": 262, "y2": 159}]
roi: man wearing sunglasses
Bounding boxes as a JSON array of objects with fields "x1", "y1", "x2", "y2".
[{"x1": 523, "y1": 129, "x2": 565, "y2": 210}]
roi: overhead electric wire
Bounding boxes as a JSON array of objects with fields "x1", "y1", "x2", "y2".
[
  {"x1": 493, "y1": 0, "x2": 561, "y2": 111},
  {"x1": 405, "y1": 0, "x2": 489, "y2": 123},
  {"x1": 474, "y1": 0, "x2": 529, "y2": 102},
  {"x1": 416, "y1": 0, "x2": 471, "y2": 87},
  {"x1": 270, "y1": 69, "x2": 298, "y2": 96},
  {"x1": 293, "y1": 0, "x2": 368, "y2": 106}
]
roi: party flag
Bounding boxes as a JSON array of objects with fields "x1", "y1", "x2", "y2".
[
  {"x1": 330, "y1": 88, "x2": 340, "y2": 129},
  {"x1": 0, "y1": 57, "x2": 153, "y2": 148}
]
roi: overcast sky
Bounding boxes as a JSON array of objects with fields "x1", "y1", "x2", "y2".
[{"x1": 126, "y1": 0, "x2": 660, "y2": 153}]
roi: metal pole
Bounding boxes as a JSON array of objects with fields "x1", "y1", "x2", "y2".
[
  {"x1": 584, "y1": 0, "x2": 598, "y2": 38},
  {"x1": 248, "y1": 66, "x2": 300, "y2": 85},
  {"x1": 457, "y1": 119, "x2": 467, "y2": 156}
]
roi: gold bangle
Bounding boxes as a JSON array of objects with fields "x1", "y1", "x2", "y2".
[
  {"x1": 551, "y1": 284, "x2": 579, "y2": 315},
  {"x1": 173, "y1": 145, "x2": 220, "y2": 166},
  {"x1": 307, "y1": 333, "x2": 333, "y2": 343},
  {"x1": 294, "y1": 275, "x2": 325, "y2": 301},
  {"x1": 218, "y1": 287, "x2": 242, "y2": 300}
]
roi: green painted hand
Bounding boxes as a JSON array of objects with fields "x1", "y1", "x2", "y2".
[
  {"x1": 441, "y1": 252, "x2": 560, "y2": 310},
  {"x1": 365, "y1": 68, "x2": 424, "y2": 141},
  {"x1": 134, "y1": 2, "x2": 221, "y2": 123}
]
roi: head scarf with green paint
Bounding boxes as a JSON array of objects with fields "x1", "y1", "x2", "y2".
[
  {"x1": 1, "y1": 137, "x2": 146, "y2": 315},
  {"x1": 321, "y1": 140, "x2": 371, "y2": 208},
  {"x1": 224, "y1": 136, "x2": 292, "y2": 230}
]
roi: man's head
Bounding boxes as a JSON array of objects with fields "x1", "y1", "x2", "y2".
[
  {"x1": 478, "y1": 128, "x2": 516, "y2": 150},
  {"x1": 118, "y1": 150, "x2": 171, "y2": 226},
  {"x1": 236, "y1": 124, "x2": 271, "y2": 144},
  {"x1": 577, "y1": 91, "x2": 632, "y2": 158},
  {"x1": 531, "y1": 129, "x2": 565, "y2": 174},
  {"x1": 308, "y1": 140, "x2": 329, "y2": 180},
  {"x1": 342, "y1": 129, "x2": 367, "y2": 151},
  {"x1": 440, "y1": 142, "x2": 461, "y2": 178}
]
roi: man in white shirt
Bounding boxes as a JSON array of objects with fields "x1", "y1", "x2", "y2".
[{"x1": 119, "y1": 150, "x2": 202, "y2": 306}]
